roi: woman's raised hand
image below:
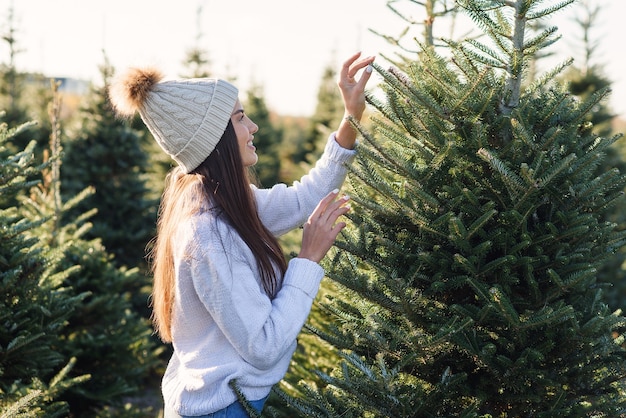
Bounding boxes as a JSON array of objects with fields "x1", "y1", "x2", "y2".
[
  {"x1": 298, "y1": 189, "x2": 351, "y2": 263},
  {"x1": 335, "y1": 52, "x2": 376, "y2": 150},
  {"x1": 338, "y1": 51, "x2": 375, "y2": 120}
]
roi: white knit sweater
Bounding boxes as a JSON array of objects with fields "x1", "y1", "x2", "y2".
[{"x1": 162, "y1": 134, "x2": 356, "y2": 416}]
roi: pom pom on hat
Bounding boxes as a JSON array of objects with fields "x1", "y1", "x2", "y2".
[
  {"x1": 109, "y1": 67, "x2": 164, "y2": 117},
  {"x1": 108, "y1": 67, "x2": 239, "y2": 173}
]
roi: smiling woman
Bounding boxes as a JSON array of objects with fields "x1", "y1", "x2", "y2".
[{"x1": 107, "y1": 52, "x2": 374, "y2": 417}]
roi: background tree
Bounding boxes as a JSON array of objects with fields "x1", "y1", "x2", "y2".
[
  {"x1": 273, "y1": 115, "x2": 308, "y2": 183},
  {"x1": 180, "y1": 3, "x2": 212, "y2": 79},
  {"x1": 0, "y1": 3, "x2": 51, "y2": 163},
  {"x1": 18, "y1": 83, "x2": 163, "y2": 417},
  {"x1": 276, "y1": 0, "x2": 626, "y2": 416},
  {"x1": 563, "y1": 0, "x2": 615, "y2": 137},
  {"x1": 60, "y1": 57, "x2": 157, "y2": 271},
  {"x1": 290, "y1": 61, "x2": 344, "y2": 173},
  {"x1": 0, "y1": 4, "x2": 25, "y2": 123},
  {"x1": 245, "y1": 83, "x2": 282, "y2": 186},
  {"x1": 560, "y1": 0, "x2": 626, "y2": 312},
  {"x1": 0, "y1": 119, "x2": 88, "y2": 418}
]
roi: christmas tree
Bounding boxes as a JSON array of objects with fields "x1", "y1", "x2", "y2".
[
  {"x1": 279, "y1": 0, "x2": 626, "y2": 416},
  {"x1": 26, "y1": 80, "x2": 163, "y2": 417},
  {"x1": 0, "y1": 118, "x2": 88, "y2": 417},
  {"x1": 61, "y1": 59, "x2": 157, "y2": 271}
]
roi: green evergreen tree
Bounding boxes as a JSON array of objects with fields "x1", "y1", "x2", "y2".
[
  {"x1": 278, "y1": 0, "x2": 626, "y2": 416},
  {"x1": 563, "y1": 0, "x2": 615, "y2": 137},
  {"x1": 180, "y1": 4, "x2": 212, "y2": 79},
  {"x1": 0, "y1": 4, "x2": 26, "y2": 123},
  {"x1": 245, "y1": 83, "x2": 282, "y2": 186},
  {"x1": 19, "y1": 84, "x2": 162, "y2": 417},
  {"x1": 274, "y1": 115, "x2": 308, "y2": 184},
  {"x1": 0, "y1": 119, "x2": 88, "y2": 417},
  {"x1": 291, "y1": 63, "x2": 344, "y2": 170},
  {"x1": 61, "y1": 57, "x2": 156, "y2": 270},
  {"x1": 0, "y1": 3, "x2": 51, "y2": 164}
]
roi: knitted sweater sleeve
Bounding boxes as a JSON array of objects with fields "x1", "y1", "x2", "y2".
[
  {"x1": 189, "y1": 221, "x2": 324, "y2": 370},
  {"x1": 254, "y1": 133, "x2": 356, "y2": 236}
]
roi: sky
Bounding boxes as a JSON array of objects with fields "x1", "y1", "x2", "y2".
[{"x1": 6, "y1": 0, "x2": 626, "y2": 119}]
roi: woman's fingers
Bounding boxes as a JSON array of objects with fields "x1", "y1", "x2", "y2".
[
  {"x1": 316, "y1": 189, "x2": 341, "y2": 214},
  {"x1": 338, "y1": 52, "x2": 375, "y2": 120},
  {"x1": 313, "y1": 191, "x2": 350, "y2": 224},
  {"x1": 340, "y1": 52, "x2": 374, "y2": 81},
  {"x1": 298, "y1": 190, "x2": 351, "y2": 263}
]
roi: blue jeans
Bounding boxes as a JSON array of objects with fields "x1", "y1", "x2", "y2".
[{"x1": 164, "y1": 396, "x2": 268, "y2": 418}]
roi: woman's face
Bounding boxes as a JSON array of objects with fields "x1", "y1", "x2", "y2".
[{"x1": 231, "y1": 100, "x2": 259, "y2": 167}]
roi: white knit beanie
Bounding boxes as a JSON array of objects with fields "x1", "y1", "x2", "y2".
[{"x1": 109, "y1": 68, "x2": 239, "y2": 173}]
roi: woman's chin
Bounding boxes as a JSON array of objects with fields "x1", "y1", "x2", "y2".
[{"x1": 244, "y1": 153, "x2": 258, "y2": 167}]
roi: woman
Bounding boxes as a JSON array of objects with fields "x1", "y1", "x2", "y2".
[{"x1": 109, "y1": 52, "x2": 375, "y2": 417}]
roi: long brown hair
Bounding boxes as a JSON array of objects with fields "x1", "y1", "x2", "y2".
[{"x1": 149, "y1": 121, "x2": 287, "y2": 342}]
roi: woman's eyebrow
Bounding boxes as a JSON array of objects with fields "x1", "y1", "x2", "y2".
[{"x1": 232, "y1": 109, "x2": 244, "y2": 117}]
